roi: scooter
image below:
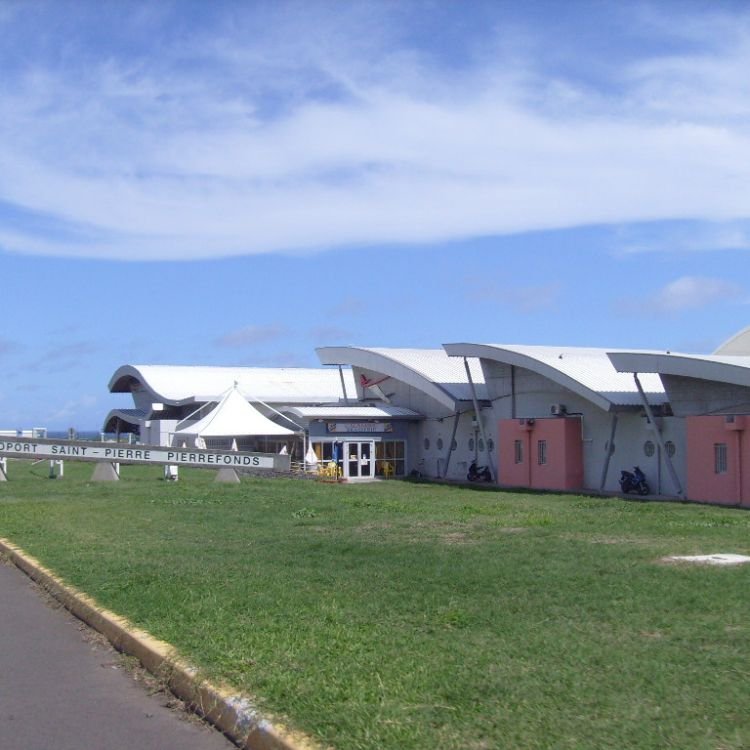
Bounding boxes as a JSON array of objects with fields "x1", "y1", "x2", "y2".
[
  {"x1": 467, "y1": 462, "x2": 492, "y2": 482},
  {"x1": 619, "y1": 466, "x2": 650, "y2": 495}
]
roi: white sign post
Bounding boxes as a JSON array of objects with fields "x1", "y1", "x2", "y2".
[{"x1": 0, "y1": 437, "x2": 290, "y2": 481}]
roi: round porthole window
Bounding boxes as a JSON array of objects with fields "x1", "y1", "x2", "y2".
[
  {"x1": 468, "y1": 438, "x2": 475, "y2": 452},
  {"x1": 423, "y1": 437, "x2": 430, "y2": 451},
  {"x1": 437, "y1": 437, "x2": 444, "y2": 451},
  {"x1": 478, "y1": 439, "x2": 485, "y2": 452},
  {"x1": 665, "y1": 440, "x2": 676, "y2": 458},
  {"x1": 644, "y1": 440, "x2": 655, "y2": 457},
  {"x1": 487, "y1": 438, "x2": 494, "y2": 452}
]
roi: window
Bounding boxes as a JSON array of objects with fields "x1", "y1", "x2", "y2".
[
  {"x1": 537, "y1": 439, "x2": 547, "y2": 466},
  {"x1": 451, "y1": 439, "x2": 457, "y2": 450},
  {"x1": 375, "y1": 441, "x2": 406, "y2": 477},
  {"x1": 478, "y1": 438, "x2": 485, "y2": 452},
  {"x1": 436, "y1": 437, "x2": 444, "y2": 451},
  {"x1": 714, "y1": 443, "x2": 728, "y2": 474},
  {"x1": 665, "y1": 440, "x2": 676, "y2": 458},
  {"x1": 423, "y1": 437, "x2": 430, "y2": 451},
  {"x1": 311, "y1": 441, "x2": 343, "y2": 474},
  {"x1": 643, "y1": 440, "x2": 655, "y2": 457},
  {"x1": 468, "y1": 438, "x2": 475, "y2": 452},
  {"x1": 487, "y1": 438, "x2": 494, "y2": 452},
  {"x1": 514, "y1": 439, "x2": 523, "y2": 464}
]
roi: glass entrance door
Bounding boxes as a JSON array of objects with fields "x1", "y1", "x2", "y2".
[{"x1": 345, "y1": 441, "x2": 374, "y2": 479}]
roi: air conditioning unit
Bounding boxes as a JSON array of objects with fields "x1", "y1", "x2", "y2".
[{"x1": 550, "y1": 404, "x2": 566, "y2": 416}]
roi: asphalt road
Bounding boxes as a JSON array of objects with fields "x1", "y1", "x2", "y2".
[{"x1": 0, "y1": 561, "x2": 237, "y2": 750}]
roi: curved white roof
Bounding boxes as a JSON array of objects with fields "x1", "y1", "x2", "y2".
[
  {"x1": 444, "y1": 344, "x2": 666, "y2": 411},
  {"x1": 284, "y1": 405, "x2": 421, "y2": 420},
  {"x1": 109, "y1": 364, "x2": 355, "y2": 405},
  {"x1": 102, "y1": 408, "x2": 147, "y2": 432},
  {"x1": 608, "y1": 351, "x2": 750, "y2": 387},
  {"x1": 316, "y1": 347, "x2": 487, "y2": 411},
  {"x1": 714, "y1": 326, "x2": 750, "y2": 355}
]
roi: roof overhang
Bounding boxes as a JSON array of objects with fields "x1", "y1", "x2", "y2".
[
  {"x1": 608, "y1": 352, "x2": 750, "y2": 388},
  {"x1": 284, "y1": 405, "x2": 422, "y2": 420},
  {"x1": 108, "y1": 364, "x2": 355, "y2": 406},
  {"x1": 101, "y1": 408, "x2": 146, "y2": 433},
  {"x1": 108, "y1": 365, "x2": 177, "y2": 403},
  {"x1": 445, "y1": 343, "x2": 622, "y2": 412},
  {"x1": 316, "y1": 347, "x2": 467, "y2": 412}
]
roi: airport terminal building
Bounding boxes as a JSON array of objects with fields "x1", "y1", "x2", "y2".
[{"x1": 103, "y1": 327, "x2": 750, "y2": 507}]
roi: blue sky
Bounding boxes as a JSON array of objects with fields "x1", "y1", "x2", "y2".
[{"x1": 1, "y1": 0, "x2": 750, "y2": 429}]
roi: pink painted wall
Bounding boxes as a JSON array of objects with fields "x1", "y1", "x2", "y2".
[
  {"x1": 686, "y1": 415, "x2": 750, "y2": 507},
  {"x1": 498, "y1": 417, "x2": 583, "y2": 491}
]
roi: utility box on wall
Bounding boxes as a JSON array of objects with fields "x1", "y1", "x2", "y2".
[{"x1": 498, "y1": 416, "x2": 583, "y2": 491}]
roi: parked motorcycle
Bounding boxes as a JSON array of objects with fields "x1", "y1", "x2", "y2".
[
  {"x1": 619, "y1": 466, "x2": 650, "y2": 495},
  {"x1": 467, "y1": 462, "x2": 492, "y2": 482}
]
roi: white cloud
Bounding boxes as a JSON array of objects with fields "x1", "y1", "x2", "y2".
[
  {"x1": 0, "y1": 337, "x2": 20, "y2": 356},
  {"x1": 471, "y1": 281, "x2": 563, "y2": 313},
  {"x1": 48, "y1": 394, "x2": 98, "y2": 423},
  {"x1": 214, "y1": 325, "x2": 288, "y2": 348},
  {"x1": 309, "y1": 325, "x2": 354, "y2": 343},
  {"x1": 614, "y1": 222, "x2": 750, "y2": 256},
  {"x1": 651, "y1": 276, "x2": 744, "y2": 313},
  {"x1": 2, "y1": 3, "x2": 750, "y2": 261},
  {"x1": 31, "y1": 341, "x2": 100, "y2": 371}
]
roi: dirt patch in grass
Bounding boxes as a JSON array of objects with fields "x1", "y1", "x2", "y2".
[
  {"x1": 561, "y1": 531, "x2": 657, "y2": 546},
  {"x1": 352, "y1": 519, "x2": 520, "y2": 546}
]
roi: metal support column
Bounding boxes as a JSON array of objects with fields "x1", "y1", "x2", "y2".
[
  {"x1": 442, "y1": 412, "x2": 461, "y2": 478},
  {"x1": 338, "y1": 365, "x2": 350, "y2": 405},
  {"x1": 463, "y1": 358, "x2": 495, "y2": 479},
  {"x1": 599, "y1": 413, "x2": 618, "y2": 491},
  {"x1": 633, "y1": 373, "x2": 684, "y2": 498}
]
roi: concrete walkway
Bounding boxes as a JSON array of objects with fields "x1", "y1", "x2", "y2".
[{"x1": 0, "y1": 561, "x2": 236, "y2": 750}]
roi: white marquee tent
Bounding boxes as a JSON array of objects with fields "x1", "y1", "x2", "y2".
[{"x1": 175, "y1": 386, "x2": 296, "y2": 440}]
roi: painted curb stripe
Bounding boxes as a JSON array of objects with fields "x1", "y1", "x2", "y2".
[{"x1": 0, "y1": 538, "x2": 320, "y2": 750}]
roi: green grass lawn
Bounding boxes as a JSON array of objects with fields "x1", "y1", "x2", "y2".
[{"x1": 1, "y1": 460, "x2": 749, "y2": 749}]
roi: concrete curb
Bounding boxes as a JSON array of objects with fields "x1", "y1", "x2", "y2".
[{"x1": 0, "y1": 538, "x2": 320, "y2": 750}]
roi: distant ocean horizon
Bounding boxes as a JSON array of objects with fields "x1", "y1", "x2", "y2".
[{"x1": 47, "y1": 430, "x2": 111, "y2": 441}]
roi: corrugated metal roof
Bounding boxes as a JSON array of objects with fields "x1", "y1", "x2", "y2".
[
  {"x1": 361, "y1": 348, "x2": 487, "y2": 401},
  {"x1": 109, "y1": 365, "x2": 356, "y2": 405},
  {"x1": 445, "y1": 344, "x2": 666, "y2": 408},
  {"x1": 501, "y1": 345, "x2": 666, "y2": 405}
]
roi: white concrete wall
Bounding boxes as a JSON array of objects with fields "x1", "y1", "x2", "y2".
[
  {"x1": 354, "y1": 366, "x2": 491, "y2": 480},
  {"x1": 479, "y1": 360, "x2": 684, "y2": 494},
  {"x1": 141, "y1": 419, "x2": 178, "y2": 447},
  {"x1": 343, "y1": 360, "x2": 686, "y2": 492},
  {"x1": 413, "y1": 410, "x2": 494, "y2": 480},
  {"x1": 662, "y1": 375, "x2": 750, "y2": 417},
  {"x1": 130, "y1": 384, "x2": 154, "y2": 413},
  {"x1": 354, "y1": 367, "x2": 455, "y2": 419}
]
